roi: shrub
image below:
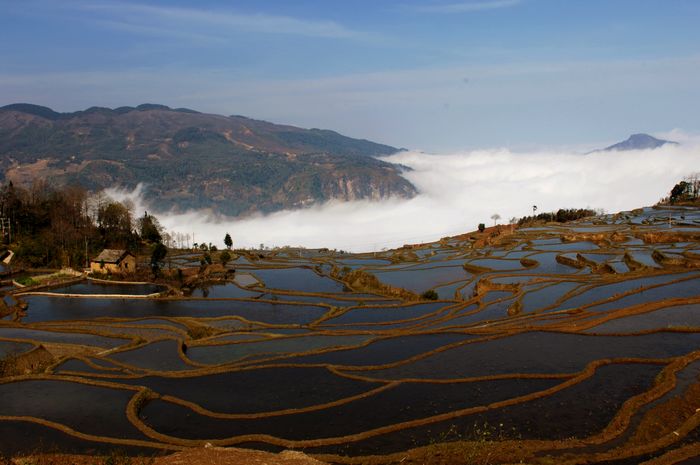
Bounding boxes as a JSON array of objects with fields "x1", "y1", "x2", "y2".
[
  {"x1": 478, "y1": 223, "x2": 486, "y2": 233},
  {"x1": 421, "y1": 289, "x2": 438, "y2": 300}
]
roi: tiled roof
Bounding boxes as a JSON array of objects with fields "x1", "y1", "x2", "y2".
[{"x1": 93, "y1": 249, "x2": 132, "y2": 264}]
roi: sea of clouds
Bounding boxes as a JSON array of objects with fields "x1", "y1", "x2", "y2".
[{"x1": 107, "y1": 135, "x2": 700, "y2": 253}]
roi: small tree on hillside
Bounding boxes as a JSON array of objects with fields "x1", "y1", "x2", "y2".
[
  {"x1": 138, "y1": 211, "x2": 162, "y2": 243},
  {"x1": 224, "y1": 233, "x2": 233, "y2": 250},
  {"x1": 670, "y1": 181, "x2": 690, "y2": 204},
  {"x1": 220, "y1": 250, "x2": 231, "y2": 266},
  {"x1": 421, "y1": 290, "x2": 438, "y2": 300},
  {"x1": 150, "y1": 242, "x2": 168, "y2": 275},
  {"x1": 491, "y1": 213, "x2": 501, "y2": 226}
]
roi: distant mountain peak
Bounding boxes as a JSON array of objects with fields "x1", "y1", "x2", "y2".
[{"x1": 601, "y1": 133, "x2": 678, "y2": 152}]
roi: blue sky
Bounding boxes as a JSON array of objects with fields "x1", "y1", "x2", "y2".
[{"x1": 1, "y1": 0, "x2": 699, "y2": 150}]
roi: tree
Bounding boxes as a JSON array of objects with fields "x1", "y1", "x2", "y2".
[
  {"x1": 670, "y1": 181, "x2": 689, "y2": 204},
  {"x1": 220, "y1": 250, "x2": 231, "y2": 266},
  {"x1": 491, "y1": 213, "x2": 501, "y2": 226},
  {"x1": 150, "y1": 243, "x2": 168, "y2": 275},
  {"x1": 98, "y1": 202, "x2": 130, "y2": 232},
  {"x1": 478, "y1": 223, "x2": 485, "y2": 233},
  {"x1": 421, "y1": 290, "x2": 438, "y2": 300},
  {"x1": 98, "y1": 201, "x2": 135, "y2": 247},
  {"x1": 138, "y1": 211, "x2": 162, "y2": 243},
  {"x1": 224, "y1": 233, "x2": 233, "y2": 250}
]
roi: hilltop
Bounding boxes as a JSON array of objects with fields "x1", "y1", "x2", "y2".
[
  {"x1": 0, "y1": 103, "x2": 416, "y2": 215},
  {"x1": 598, "y1": 133, "x2": 678, "y2": 152}
]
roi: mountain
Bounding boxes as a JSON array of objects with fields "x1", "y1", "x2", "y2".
[
  {"x1": 600, "y1": 133, "x2": 678, "y2": 152},
  {"x1": 0, "y1": 103, "x2": 416, "y2": 215}
]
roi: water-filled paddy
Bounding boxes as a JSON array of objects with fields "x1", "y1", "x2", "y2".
[
  {"x1": 552, "y1": 272, "x2": 700, "y2": 312},
  {"x1": 323, "y1": 301, "x2": 451, "y2": 325},
  {"x1": 0, "y1": 339, "x2": 34, "y2": 357},
  {"x1": 55, "y1": 357, "x2": 129, "y2": 375},
  {"x1": 0, "y1": 379, "x2": 148, "y2": 439},
  {"x1": 139, "y1": 376, "x2": 560, "y2": 441},
  {"x1": 373, "y1": 266, "x2": 471, "y2": 293},
  {"x1": 0, "y1": 327, "x2": 129, "y2": 348},
  {"x1": 305, "y1": 363, "x2": 662, "y2": 456},
  {"x1": 189, "y1": 283, "x2": 262, "y2": 298},
  {"x1": 186, "y1": 334, "x2": 375, "y2": 365},
  {"x1": 47, "y1": 281, "x2": 165, "y2": 295},
  {"x1": 114, "y1": 366, "x2": 382, "y2": 414},
  {"x1": 520, "y1": 281, "x2": 583, "y2": 313},
  {"x1": 20, "y1": 296, "x2": 330, "y2": 324},
  {"x1": 2, "y1": 206, "x2": 700, "y2": 461},
  {"x1": 283, "y1": 333, "x2": 471, "y2": 367},
  {"x1": 362, "y1": 331, "x2": 700, "y2": 380},
  {"x1": 251, "y1": 268, "x2": 345, "y2": 293},
  {"x1": 586, "y1": 304, "x2": 700, "y2": 333},
  {"x1": 108, "y1": 339, "x2": 195, "y2": 371}
]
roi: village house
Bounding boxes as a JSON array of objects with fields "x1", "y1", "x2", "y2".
[{"x1": 90, "y1": 249, "x2": 136, "y2": 275}]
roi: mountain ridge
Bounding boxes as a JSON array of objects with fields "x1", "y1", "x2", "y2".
[
  {"x1": 0, "y1": 103, "x2": 416, "y2": 216},
  {"x1": 599, "y1": 133, "x2": 678, "y2": 152}
]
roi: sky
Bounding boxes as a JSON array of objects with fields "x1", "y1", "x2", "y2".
[{"x1": 2, "y1": 0, "x2": 699, "y2": 151}]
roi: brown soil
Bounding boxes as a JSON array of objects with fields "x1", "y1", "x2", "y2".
[
  {"x1": 4, "y1": 447, "x2": 327, "y2": 465},
  {"x1": 626, "y1": 379, "x2": 700, "y2": 447}
]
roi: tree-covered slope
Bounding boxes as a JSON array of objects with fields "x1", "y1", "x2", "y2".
[{"x1": 0, "y1": 104, "x2": 416, "y2": 215}]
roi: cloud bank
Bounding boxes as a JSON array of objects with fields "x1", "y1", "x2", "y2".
[{"x1": 107, "y1": 140, "x2": 700, "y2": 253}]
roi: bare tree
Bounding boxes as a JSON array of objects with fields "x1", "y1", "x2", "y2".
[{"x1": 491, "y1": 213, "x2": 501, "y2": 226}]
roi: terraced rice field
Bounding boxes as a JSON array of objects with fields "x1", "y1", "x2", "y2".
[{"x1": 1, "y1": 206, "x2": 700, "y2": 464}]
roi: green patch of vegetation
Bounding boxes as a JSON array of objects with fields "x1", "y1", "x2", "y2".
[
  {"x1": 15, "y1": 276, "x2": 39, "y2": 286},
  {"x1": 517, "y1": 208, "x2": 597, "y2": 226},
  {"x1": 421, "y1": 289, "x2": 439, "y2": 300}
]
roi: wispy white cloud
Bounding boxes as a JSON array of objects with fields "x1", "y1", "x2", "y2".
[
  {"x1": 107, "y1": 141, "x2": 700, "y2": 252},
  {"x1": 92, "y1": 19, "x2": 227, "y2": 43},
  {"x1": 75, "y1": 1, "x2": 367, "y2": 39},
  {"x1": 411, "y1": 0, "x2": 522, "y2": 13}
]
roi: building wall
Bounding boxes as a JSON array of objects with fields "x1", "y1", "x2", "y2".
[
  {"x1": 90, "y1": 255, "x2": 136, "y2": 274},
  {"x1": 121, "y1": 255, "x2": 136, "y2": 272}
]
